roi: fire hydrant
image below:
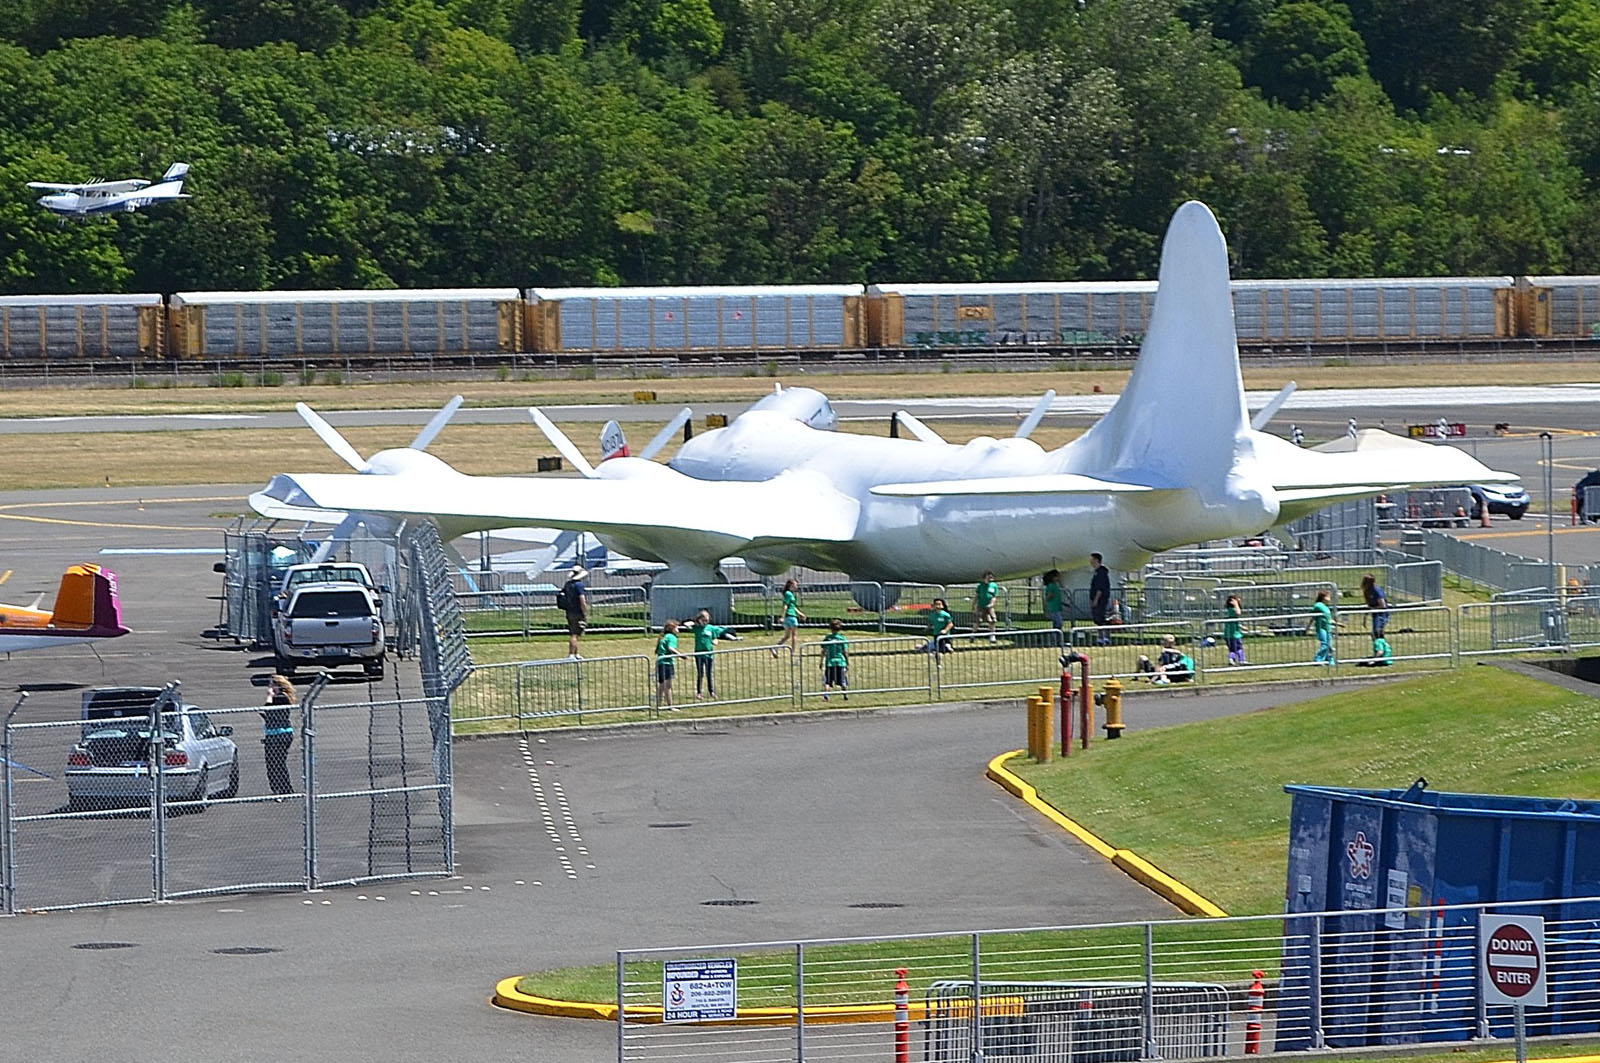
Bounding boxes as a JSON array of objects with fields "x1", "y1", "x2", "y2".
[{"x1": 1103, "y1": 677, "x2": 1124, "y2": 739}]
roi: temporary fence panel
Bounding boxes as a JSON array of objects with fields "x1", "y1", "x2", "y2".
[
  {"x1": 451, "y1": 661, "x2": 523, "y2": 728},
  {"x1": 1389, "y1": 560, "x2": 1444, "y2": 604},
  {"x1": 508, "y1": 654, "x2": 655, "y2": 724},
  {"x1": 797, "y1": 634, "x2": 935, "y2": 706},
  {"x1": 1459, "y1": 600, "x2": 1567, "y2": 657},
  {"x1": 1, "y1": 689, "x2": 451, "y2": 913},
  {"x1": 674, "y1": 643, "x2": 796, "y2": 712},
  {"x1": 458, "y1": 585, "x2": 648, "y2": 637},
  {"x1": 1212, "y1": 582, "x2": 1338, "y2": 618},
  {"x1": 1565, "y1": 594, "x2": 1600, "y2": 650},
  {"x1": 1196, "y1": 606, "x2": 1454, "y2": 679},
  {"x1": 1284, "y1": 497, "x2": 1377, "y2": 561},
  {"x1": 615, "y1": 896, "x2": 1600, "y2": 1063},
  {"x1": 935, "y1": 630, "x2": 1064, "y2": 698},
  {"x1": 1141, "y1": 576, "x2": 1224, "y2": 621}
]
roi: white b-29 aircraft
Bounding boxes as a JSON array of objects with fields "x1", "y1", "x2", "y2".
[
  {"x1": 28, "y1": 162, "x2": 190, "y2": 219},
  {"x1": 251, "y1": 201, "x2": 1513, "y2": 619}
]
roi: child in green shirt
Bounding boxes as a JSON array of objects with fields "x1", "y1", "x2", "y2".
[
  {"x1": 655, "y1": 620, "x2": 681, "y2": 709},
  {"x1": 927, "y1": 597, "x2": 954, "y2": 655},
  {"x1": 821, "y1": 619, "x2": 849, "y2": 700},
  {"x1": 686, "y1": 609, "x2": 741, "y2": 700}
]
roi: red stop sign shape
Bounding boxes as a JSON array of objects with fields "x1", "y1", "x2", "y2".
[{"x1": 1486, "y1": 923, "x2": 1542, "y2": 998}]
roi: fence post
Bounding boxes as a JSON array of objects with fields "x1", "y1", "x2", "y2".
[
  {"x1": 795, "y1": 943, "x2": 806, "y2": 1063},
  {"x1": 150, "y1": 683, "x2": 173, "y2": 903},
  {"x1": 302, "y1": 675, "x2": 326, "y2": 890},
  {"x1": 0, "y1": 693, "x2": 22, "y2": 916},
  {"x1": 877, "y1": 582, "x2": 886, "y2": 635},
  {"x1": 971, "y1": 931, "x2": 984, "y2": 1062},
  {"x1": 1191, "y1": 619, "x2": 1206, "y2": 686},
  {"x1": 791, "y1": 645, "x2": 801, "y2": 712},
  {"x1": 1310, "y1": 915, "x2": 1325, "y2": 1049},
  {"x1": 1143, "y1": 921, "x2": 1159, "y2": 1059},
  {"x1": 1475, "y1": 913, "x2": 1491, "y2": 1039},
  {"x1": 616, "y1": 951, "x2": 626, "y2": 1063},
  {"x1": 576, "y1": 658, "x2": 585, "y2": 725},
  {"x1": 515, "y1": 666, "x2": 525, "y2": 730}
]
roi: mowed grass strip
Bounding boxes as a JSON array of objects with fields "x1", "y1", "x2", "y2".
[
  {"x1": 1012, "y1": 668, "x2": 1600, "y2": 916},
  {"x1": 5, "y1": 360, "x2": 1599, "y2": 418}
]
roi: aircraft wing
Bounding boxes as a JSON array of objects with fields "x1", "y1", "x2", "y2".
[
  {"x1": 132, "y1": 185, "x2": 189, "y2": 201},
  {"x1": 250, "y1": 468, "x2": 860, "y2": 562},
  {"x1": 28, "y1": 179, "x2": 149, "y2": 193},
  {"x1": 871, "y1": 473, "x2": 1174, "y2": 497}
]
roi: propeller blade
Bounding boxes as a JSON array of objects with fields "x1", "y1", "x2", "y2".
[
  {"x1": 310, "y1": 512, "x2": 366, "y2": 563},
  {"x1": 296, "y1": 403, "x2": 368, "y2": 472},
  {"x1": 1014, "y1": 389, "x2": 1057, "y2": 440},
  {"x1": 529, "y1": 407, "x2": 597, "y2": 478},
  {"x1": 1250, "y1": 382, "x2": 1297, "y2": 431},
  {"x1": 640, "y1": 407, "x2": 694, "y2": 461},
  {"x1": 893, "y1": 410, "x2": 947, "y2": 445},
  {"x1": 410, "y1": 394, "x2": 464, "y2": 451}
]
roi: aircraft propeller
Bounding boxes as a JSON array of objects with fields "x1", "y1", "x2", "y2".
[
  {"x1": 1250, "y1": 382, "x2": 1297, "y2": 431},
  {"x1": 890, "y1": 410, "x2": 947, "y2": 444},
  {"x1": 1014, "y1": 389, "x2": 1057, "y2": 440}
]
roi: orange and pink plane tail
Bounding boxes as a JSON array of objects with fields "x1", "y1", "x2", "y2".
[{"x1": 0, "y1": 564, "x2": 129, "y2": 653}]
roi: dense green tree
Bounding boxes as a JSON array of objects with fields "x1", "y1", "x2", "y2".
[{"x1": 1246, "y1": 2, "x2": 1368, "y2": 108}]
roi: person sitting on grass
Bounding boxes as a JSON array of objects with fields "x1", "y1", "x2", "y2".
[
  {"x1": 927, "y1": 597, "x2": 955, "y2": 654},
  {"x1": 821, "y1": 619, "x2": 848, "y2": 700},
  {"x1": 1137, "y1": 634, "x2": 1193, "y2": 685},
  {"x1": 1356, "y1": 635, "x2": 1393, "y2": 667}
]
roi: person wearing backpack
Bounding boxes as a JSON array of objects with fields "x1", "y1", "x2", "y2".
[{"x1": 558, "y1": 565, "x2": 589, "y2": 658}]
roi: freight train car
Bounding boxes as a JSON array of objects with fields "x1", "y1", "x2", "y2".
[
  {"x1": 168, "y1": 288, "x2": 521, "y2": 358},
  {"x1": 1230, "y1": 276, "x2": 1512, "y2": 342},
  {"x1": 0, "y1": 293, "x2": 163, "y2": 360},
  {"x1": 867, "y1": 281, "x2": 1158, "y2": 349},
  {"x1": 525, "y1": 285, "x2": 865, "y2": 353},
  {"x1": 1523, "y1": 276, "x2": 1600, "y2": 339}
]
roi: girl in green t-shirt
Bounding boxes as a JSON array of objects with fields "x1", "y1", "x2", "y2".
[
  {"x1": 655, "y1": 620, "x2": 681, "y2": 709},
  {"x1": 1309, "y1": 590, "x2": 1337, "y2": 664},
  {"x1": 687, "y1": 609, "x2": 741, "y2": 700},
  {"x1": 1223, "y1": 594, "x2": 1246, "y2": 665},
  {"x1": 769, "y1": 578, "x2": 806, "y2": 657},
  {"x1": 927, "y1": 597, "x2": 955, "y2": 655},
  {"x1": 821, "y1": 619, "x2": 849, "y2": 700}
]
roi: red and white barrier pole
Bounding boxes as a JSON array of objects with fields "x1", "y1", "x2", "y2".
[
  {"x1": 1245, "y1": 969, "x2": 1265, "y2": 1054},
  {"x1": 894, "y1": 967, "x2": 910, "y2": 1063},
  {"x1": 1059, "y1": 665, "x2": 1073, "y2": 755}
]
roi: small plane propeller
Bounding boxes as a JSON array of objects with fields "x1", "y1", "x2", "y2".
[
  {"x1": 1014, "y1": 389, "x2": 1057, "y2": 440},
  {"x1": 530, "y1": 408, "x2": 597, "y2": 478},
  {"x1": 638, "y1": 407, "x2": 693, "y2": 461},
  {"x1": 891, "y1": 410, "x2": 947, "y2": 445},
  {"x1": 1250, "y1": 382, "x2": 1297, "y2": 431},
  {"x1": 296, "y1": 395, "x2": 465, "y2": 472}
]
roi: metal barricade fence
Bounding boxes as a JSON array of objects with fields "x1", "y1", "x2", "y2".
[
  {"x1": 1212, "y1": 582, "x2": 1336, "y2": 618},
  {"x1": 676, "y1": 642, "x2": 796, "y2": 711},
  {"x1": 936, "y1": 629, "x2": 1063, "y2": 698},
  {"x1": 614, "y1": 897, "x2": 1600, "y2": 1062},
  {"x1": 515, "y1": 654, "x2": 654, "y2": 724},
  {"x1": 1, "y1": 688, "x2": 450, "y2": 913},
  {"x1": 1459, "y1": 599, "x2": 1567, "y2": 657},
  {"x1": 1068, "y1": 620, "x2": 1197, "y2": 682},
  {"x1": 458, "y1": 585, "x2": 648, "y2": 636},
  {"x1": 1141, "y1": 575, "x2": 1223, "y2": 621},
  {"x1": 1389, "y1": 560, "x2": 1444, "y2": 603},
  {"x1": 1566, "y1": 594, "x2": 1600, "y2": 650},
  {"x1": 796, "y1": 634, "x2": 933, "y2": 705},
  {"x1": 1197, "y1": 606, "x2": 1455, "y2": 678}
]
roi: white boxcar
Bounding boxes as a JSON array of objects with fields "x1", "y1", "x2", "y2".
[
  {"x1": 1230, "y1": 277, "x2": 1512, "y2": 342},
  {"x1": 1524, "y1": 276, "x2": 1600, "y2": 338},
  {"x1": 526, "y1": 284, "x2": 865, "y2": 353},
  {"x1": 868, "y1": 281, "x2": 1158, "y2": 348},
  {"x1": 169, "y1": 288, "x2": 521, "y2": 358},
  {"x1": 0, "y1": 293, "x2": 163, "y2": 359}
]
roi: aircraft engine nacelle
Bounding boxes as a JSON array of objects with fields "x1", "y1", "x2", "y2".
[
  {"x1": 744, "y1": 386, "x2": 837, "y2": 431},
  {"x1": 851, "y1": 582, "x2": 901, "y2": 612}
]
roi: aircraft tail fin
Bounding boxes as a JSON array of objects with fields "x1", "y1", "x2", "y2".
[
  {"x1": 48, "y1": 564, "x2": 129, "y2": 636},
  {"x1": 600, "y1": 420, "x2": 630, "y2": 461},
  {"x1": 1067, "y1": 201, "x2": 1252, "y2": 488},
  {"x1": 162, "y1": 162, "x2": 189, "y2": 183}
]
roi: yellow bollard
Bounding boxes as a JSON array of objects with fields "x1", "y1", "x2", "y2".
[
  {"x1": 1038, "y1": 695, "x2": 1053, "y2": 762},
  {"x1": 1104, "y1": 677, "x2": 1125, "y2": 739},
  {"x1": 1038, "y1": 685, "x2": 1054, "y2": 711},
  {"x1": 1026, "y1": 696, "x2": 1041, "y2": 760}
]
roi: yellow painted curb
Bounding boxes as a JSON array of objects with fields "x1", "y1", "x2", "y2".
[
  {"x1": 493, "y1": 975, "x2": 936, "y2": 1025},
  {"x1": 986, "y1": 750, "x2": 1228, "y2": 918}
]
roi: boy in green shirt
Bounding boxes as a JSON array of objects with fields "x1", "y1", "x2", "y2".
[
  {"x1": 975, "y1": 571, "x2": 1000, "y2": 641},
  {"x1": 821, "y1": 619, "x2": 849, "y2": 700},
  {"x1": 927, "y1": 597, "x2": 954, "y2": 655},
  {"x1": 1042, "y1": 569, "x2": 1065, "y2": 643},
  {"x1": 655, "y1": 620, "x2": 681, "y2": 709},
  {"x1": 686, "y1": 609, "x2": 741, "y2": 700}
]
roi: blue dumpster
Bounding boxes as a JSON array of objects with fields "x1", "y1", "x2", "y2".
[{"x1": 1275, "y1": 782, "x2": 1600, "y2": 1050}]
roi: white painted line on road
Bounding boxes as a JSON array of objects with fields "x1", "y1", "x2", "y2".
[{"x1": 99, "y1": 548, "x2": 222, "y2": 555}]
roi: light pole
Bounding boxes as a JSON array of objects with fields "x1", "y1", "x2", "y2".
[{"x1": 1541, "y1": 432, "x2": 1554, "y2": 594}]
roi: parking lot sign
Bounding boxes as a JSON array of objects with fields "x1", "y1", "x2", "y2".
[{"x1": 663, "y1": 958, "x2": 737, "y2": 1023}]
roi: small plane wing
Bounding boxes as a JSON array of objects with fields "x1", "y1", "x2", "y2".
[
  {"x1": 251, "y1": 467, "x2": 860, "y2": 563},
  {"x1": 871, "y1": 472, "x2": 1171, "y2": 497},
  {"x1": 27, "y1": 179, "x2": 149, "y2": 193}
]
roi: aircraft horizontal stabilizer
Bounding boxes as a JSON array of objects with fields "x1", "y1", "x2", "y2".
[{"x1": 871, "y1": 473, "x2": 1172, "y2": 497}]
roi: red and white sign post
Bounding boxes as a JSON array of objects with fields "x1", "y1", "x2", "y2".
[{"x1": 1480, "y1": 914, "x2": 1547, "y2": 1063}]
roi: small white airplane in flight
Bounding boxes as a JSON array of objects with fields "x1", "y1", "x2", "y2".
[
  {"x1": 28, "y1": 162, "x2": 191, "y2": 219},
  {"x1": 251, "y1": 201, "x2": 1515, "y2": 622}
]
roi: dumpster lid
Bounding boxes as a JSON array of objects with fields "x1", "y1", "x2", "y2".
[{"x1": 1284, "y1": 783, "x2": 1600, "y2": 821}]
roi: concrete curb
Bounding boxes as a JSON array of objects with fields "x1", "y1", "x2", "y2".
[
  {"x1": 491, "y1": 974, "x2": 935, "y2": 1025},
  {"x1": 985, "y1": 750, "x2": 1228, "y2": 919}
]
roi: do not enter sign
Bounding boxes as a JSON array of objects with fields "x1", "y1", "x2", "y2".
[{"x1": 1480, "y1": 915, "x2": 1548, "y2": 1008}]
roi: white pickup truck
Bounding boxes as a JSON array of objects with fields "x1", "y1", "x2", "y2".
[{"x1": 272, "y1": 581, "x2": 386, "y2": 679}]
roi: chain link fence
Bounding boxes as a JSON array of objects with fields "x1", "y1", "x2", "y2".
[
  {"x1": 613, "y1": 896, "x2": 1600, "y2": 1062},
  {"x1": 0, "y1": 682, "x2": 451, "y2": 913}
]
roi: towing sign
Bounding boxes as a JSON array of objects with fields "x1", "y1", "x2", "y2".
[{"x1": 1480, "y1": 914, "x2": 1547, "y2": 1007}]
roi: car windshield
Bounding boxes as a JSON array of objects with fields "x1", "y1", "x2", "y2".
[{"x1": 283, "y1": 566, "x2": 371, "y2": 592}]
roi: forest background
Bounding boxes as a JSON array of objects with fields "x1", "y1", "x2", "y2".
[{"x1": 3, "y1": 0, "x2": 1599, "y2": 294}]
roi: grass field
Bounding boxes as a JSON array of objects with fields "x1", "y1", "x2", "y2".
[
  {"x1": 9, "y1": 360, "x2": 1600, "y2": 420},
  {"x1": 1012, "y1": 668, "x2": 1600, "y2": 916}
]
